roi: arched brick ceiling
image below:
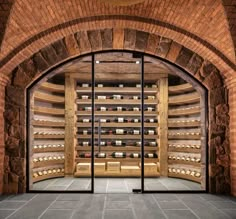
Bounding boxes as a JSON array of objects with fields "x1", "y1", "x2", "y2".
[
  {"x1": 0, "y1": 0, "x2": 14, "y2": 49},
  {"x1": 222, "y1": 0, "x2": 236, "y2": 60},
  {"x1": 0, "y1": 0, "x2": 235, "y2": 73}
]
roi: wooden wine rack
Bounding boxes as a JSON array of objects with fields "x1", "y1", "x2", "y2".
[{"x1": 30, "y1": 82, "x2": 65, "y2": 184}]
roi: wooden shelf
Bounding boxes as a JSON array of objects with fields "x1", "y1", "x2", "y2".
[
  {"x1": 168, "y1": 121, "x2": 200, "y2": 127},
  {"x1": 40, "y1": 82, "x2": 65, "y2": 93},
  {"x1": 74, "y1": 171, "x2": 160, "y2": 177},
  {"x1": 32, "y1": 120, "x2": 65, "y2": 127},
  {"x1": 76, "y1": 111, "x2": 157, "y2": 116},
  {"x1": 77, "y1": 122, "x2": 158, "y2": 128},
  {"x1": 168, "y1": 107, "x2": 200, "y2": 116},
  {"x1": 32, "y1": 173, "x2": 64, "y2": 183},
  {"x1": 168, "y1": 160, "x2": 201, "y2": 167},
  {"x1": 75, "y1": 157, "x2": 158, "y2": 163},
  {"x1": 76, "y1": 87, "x2": 157, "y2": 94},
  {"x1": 75, "y1": 146, "x2": 158, "y2": 151},
  {"x1": 168, "y1": 147, "x2": 201, "y2": 153},
  {"x1": 168, "y1": 135, "x2": 201, "y2": 140},
  {"x1": 34, "y1": 134, "x2": 65, "y2": 139},
  {"x1": 169, "y1": 92, "x2": 200, "y2": 105},
  {"x1": 168, "y1": 83, "x2": 194, "y2": 94},
  {"x1": 77, "y1": 134, "x2": 158, "y2": 140},
  {"x1": 76, "y1": 99, "x2": 156, "y2": 105},
  {"x1": 33, "y1": 147, "x2": 64, "y2": 153},
  {"x1": 34, "y1": 91, "x2": 65, "y2": 104},
  {"x1": 33, "y1": 160, "x2": 64, "y2": 168},
  {"x1": 34, "y1": 106, "x2": 64, "y2": 115},
  {"x1": 168, "y1": 173, "x2": 201, "y2": 183}
]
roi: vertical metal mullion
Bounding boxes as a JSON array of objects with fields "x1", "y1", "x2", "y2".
[
  {"x1": 141, "y1": 54, "x2": 144, "y2": 193},
  {"x1": 91, "y1": 54, "x2": 95, "y2": 193}
]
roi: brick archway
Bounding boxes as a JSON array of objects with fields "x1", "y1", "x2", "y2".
[{"x1": 2, "y1": 28, "x2": 230, "y2": 195}]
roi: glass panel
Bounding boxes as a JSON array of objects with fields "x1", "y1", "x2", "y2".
[
  {"x1": 143, "y1": 55, "x2": 206, "y2": 191},
  {"x1": 29, "y1": 55, "x2": 93, "y2": 191},
  {"x1": 94, "y1": 52, "x2": 141, "y2": 193}
]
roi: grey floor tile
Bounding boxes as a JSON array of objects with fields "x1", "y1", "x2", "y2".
[
  {"x1": 104, "y1": 209, "x2": 135, "y2": 219},
  {"x1": 45, "y1": 186, "x2": 67, "y2": 191},
  {"x1": 153, "y1": 194, "x2": 178, "y2": 201},
  {"x1": 0, "y1": 196, "x2": 10, "y2": 202},
  {"x1": 209, "y1": 201, "x2": 236, "y2": 209},
  {"x1": 58, "y1": 194, "x2": 92, "y2": 201},
  {"x1": 107, "y1": 194, "x2": 130, "y2": 201},
  {"x1": 72, "y1": 209, "x2": 103, "y2": 219},
  {"x1": 6, "y1": 194, "x2": 37, "y2": 201},
  {"x1": 0, "y1": 210, "x2": 15, "y2": 219},
  {"x1": 200, "y1": 194, "x2": 229, "y2": 201},
  {"x1": 164, "y1": 209, "x2": 198, "y2": 219},
  {"x1": 105, "y1": 201, "x2": 132, "y2": 209},
  {"x1": 40, "y1": 209, "x2": 73, "y2": 219},
  {"x1": 221, "y1": 209, "x2": 236, "y2": 219},
  {"x1": 158, "y1": 201, "x2": 188, "y2": 209},
  {"x1": 131, "y1": 194, "x2": 166, "y2": 219},
  {"x1": 7, "y1": 194, "x2": 58, "y2": 219},
  {"x1": 145, "y1": 183, "x2": 168, "y2": 190},
  {"x1": 49, "y1": 201, "x2": 81, "y2": 209},
  {"x1": 52, "y1": 178, "x2": 73, "y2": 186},
  {"x1": 0, "y1": 201, "x2": 25, "y2": 209}
]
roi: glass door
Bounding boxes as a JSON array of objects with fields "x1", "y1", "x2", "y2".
[{"x1": 94, "y1": 52, "x2": 142, "y2": 193}]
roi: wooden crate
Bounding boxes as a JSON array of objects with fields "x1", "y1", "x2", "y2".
[
  {"x1": 94, "y1": 163, "x2": 106, "y2": 173},
  {"x1": 76, "y1": 163, "x2": 91, "y2": 173},
  {"x1": 107, "y1": 161, "x2": 120, "y2": 172},
  {"x1": 139, "y1": 162, "x2": 157, "y2": 173},
  {"x1": 121, "y1": 165, "x2": 140, "y2": 174}
]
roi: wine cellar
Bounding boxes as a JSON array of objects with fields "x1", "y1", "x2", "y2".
[{"x1": 28, "y1": 52, "x2": 206, "y2": 192}]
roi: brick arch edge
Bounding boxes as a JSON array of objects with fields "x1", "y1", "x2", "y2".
[{"x1": 2, "y1": 28, "x2": 230, "y2": 194}]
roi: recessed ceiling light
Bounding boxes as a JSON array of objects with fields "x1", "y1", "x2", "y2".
[
  {"x1": 136, "y1": 61, "x2": 140, "y2": 64},
  {"x1": 96, "y1": 60, "x2": 100, "y2": 64}
]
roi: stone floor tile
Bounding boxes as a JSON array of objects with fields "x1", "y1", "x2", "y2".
[
  {"x1": 40, "y1": 209, "x2": 73, "y2": 219},
  {"x1": 104, "y1": 209, "x2": 135, "y2": 219},
  {"x1": 105, "y1": 201, "x2": 132, "y2": 209},
  {"x1": 0, "y1": 210, "x2": 15, "y2": 219},
  {"x1": 164, "y1": 209, "x2": 198, "y2": 219},
  {"x1": 0, "y1": 201, "x2": 25, "y2": 209},
  {"x1": 158, "y1": 200, "x2": 188, "y2": 209}
]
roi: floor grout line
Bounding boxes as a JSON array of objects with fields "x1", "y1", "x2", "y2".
[
  {"x1": 4, "y1": 194, "x2": 39, "y2": 219},
  {"x1": 38, "y1": 194, "x2": 60, "y2": 219},
  {"x1": 152, "y1": 194, "x2": 169, "y2": 219},
  {"x1": 64, "y1": 179, "x2": 74, "y2": 191},
  {"x1": 102, "y1": 193, "x2": 107, "y2": 219}
]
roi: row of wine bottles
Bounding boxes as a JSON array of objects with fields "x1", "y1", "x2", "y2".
[
  {"x1": 78, "y1": 83, "x2": 157, "y2": 88},
  {"x1": 77, "y1": 129, "x2": 157, "y2": 135},
  {"x1": 79, "y1": 95, "x2": 156, "y2": 100},
  {"x1": 78, "y1": 118, "x2": 158, "y2": 123},
  {"x1": 78, "y1": 106, "x2": 156, "y2": 112},
  {"x1": 79, "y1": 152, "x2": 158, "y2": 158},
  {"x1": 78, "y1": 140, "x2": 157, "y2": 147}
]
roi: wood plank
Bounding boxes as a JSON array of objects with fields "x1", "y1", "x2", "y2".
[
  {"x1": 64, "y1": 74, "x2": 76, "y2": 176},
  {"x1": 168, "y1": 107, "x2": 200, "y2": 116},
  {"x1": 168, "y1": 173, "x2": 201, "y2": 183},
  {"x1": 34, "y1": 106, "x2": 64, "y2": 115},
  {"x1": 168, "y1": 121, "x2": 200, "y2": 127},
  {"x1": 77, "y1": 122, "x2": 158, "y2": 128},
  {"x1": 33, "y1": 147, "x2": 64, "y2": 153},
  {"x1": 75, "y1": 146, "x2": 158, "y2": 151},
  {"x1": 168, "y1": 135, "x2": 201, "y2": 140},
  {"x1": 76, "y1": 111, "x2": 157, "y2": 116},
  {"x1": 75, "y1": 157, "x2": 158, "y2": 163},
  {"x1": 32, "y1": 120, "x2": 65, "y2": 127},
  {"x1": 77, "y1": 134, "x2": 158, "y2": 140},
  {"x1": 34, "y1": 134, "x2": 65, "y2": 139},
  {"x1": 158, "y1": 78, "x2": 168, "y2": 176},
  {"x1": 76, "y1": 87, "x2": 157, "y2": 94},
  {"x1": 168, "y1": 160, "x2": 201, "y2": 167},
  {"x1": 169, "y1": 92, "x2": 200, "y2": 105},
  {"x1": 76, "y1": 99, "x2": 157, "y2": 105},
  {"x1": 32, "y1": 173, "x2": 64, "y2": 183},
  {"x1": 168, "y1": 83, "x2": 194, "y2": 94},
  {"x1": 39, "y1": 82, "x2": 65, "y2": 93},
  {"x1": 33, "y1": 160, "x2": 65, "y2": 168},
  {"x1": 34, "y1": 91, "x2": 65, "y2": 103},
  {"x1": 168, "y1": 147, "x2": 201, "y2": 153}
]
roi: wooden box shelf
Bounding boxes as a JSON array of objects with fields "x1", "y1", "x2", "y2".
[{"x1": 32, "y1": 160, "x2": 65, "y2": 168}]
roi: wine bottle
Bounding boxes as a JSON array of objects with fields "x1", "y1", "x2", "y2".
[
  {"x1": 79, "y1": 141, "x2": 90, "y2": 146},
  {"x1": 78, "y1": 118, "x2": 90, "y2": 123},
  {"x1": 148, "y1": 141, "x2": 157, "y2": 146},
  {"x1": 130, "y1": 153, "x2": 140, "y2": 158},
  {"x1": 144, "y1": 153, "x2": 158, "y2": 158},
  {"x1": 131, "y1": 96, "x2": 140, "y2": 100},
  {"x1": 145, "y1": 107, "x2": 154, "y2": 112},
  {"x1": 95, "y1": 152, "x2": 106, "y2": 158},
  {"x1": 82, "y1": 130, "x2": 91, "y2": 135},
  {"x1": 99, "y1": 141, "x2": 107, "y2": 146},
  {"x1": 81, "y1": 95, "x2": 89, "y2": 100},
  {"x1": 97, "y1": 95, "x2": 107, "y2": 100},
  {"x1": 97, "y1": 107, "x2": 107, "y2": 111},
  {"x1": 100, "y1": 129, "x2": 109, "y2": 134},
  {"x1": 113, "y1": 106, "x2": 126, "y2": 111},
  {"x1": 114, "y1": 117, "x2": 128, "y2": 123},
  {"x1": 111, "y1": 140, "x2": 126, "y2": 146},
  {"x1": 131, "y1": 118, "x2": 140, "y2": 123},
  {"x1": 128, "y1": 130, "x2": 140, "y2": 135},
  {"x1": 135, "y1": 141, "x2": 141, "y2": 146},
  {"x1": 114, "y1": 129, "x2": 127, "y2": 135},
  {"x1": 144, "y1": 95, "x2": 155, "y2": 100},
  {"x1": 83, "y1": 106, "x2": 92, "y2": 111},
  {"x1": 132, "y1": 107, "x2": 140, "y2": 111},
  {"x1": 79, "y1": 153, "x2": 91, "y2": 158},
  {"x1": 144, "y1": 130, "x2": 156, "y2": 135},
  {"x1": 111, "y1": 152, "x2": 126, "y2": 158},
  {"x1": 99, "y1": 118, "x2": 110, "y2": 123},
  {"x1": 112, "y1": 95, "x2": 123, "y2": 99},
  {"x1": 145, "y1": 118, "x2": 157, "y2": 123}
]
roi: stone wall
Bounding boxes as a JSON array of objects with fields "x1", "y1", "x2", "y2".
[{"x1": 2, "y1": 28, "x2": 230, "y2": 194}]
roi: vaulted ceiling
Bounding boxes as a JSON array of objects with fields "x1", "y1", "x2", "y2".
[{"x1": 0, "y1": 0, "x2": 235, "y2": 72}]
